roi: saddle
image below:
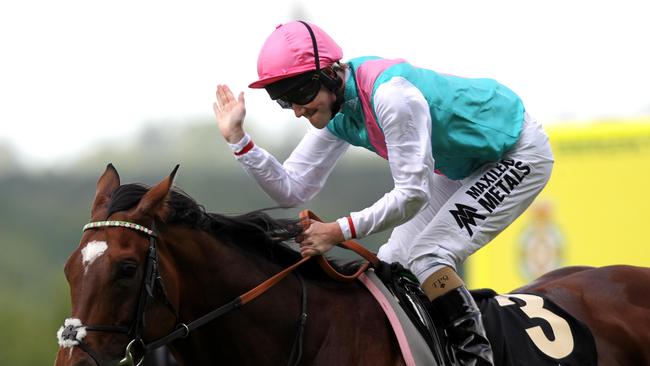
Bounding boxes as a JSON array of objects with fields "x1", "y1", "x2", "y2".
[{"x1": 374, "y1": 261, "x2": 454, "y2": 365}]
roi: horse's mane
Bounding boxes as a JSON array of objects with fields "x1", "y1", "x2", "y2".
[{"x1": 107, "y1": 183, "x2": 361, "y2": 278}]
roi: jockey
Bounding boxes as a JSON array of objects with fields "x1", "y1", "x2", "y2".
[{"x1": 213, "y1": 21, "x2": 554, "y2": 366}]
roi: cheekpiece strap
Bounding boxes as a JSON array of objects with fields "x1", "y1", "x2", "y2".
[{"x1": 83, "y1": 220, "x2": 156, "y2": 237}]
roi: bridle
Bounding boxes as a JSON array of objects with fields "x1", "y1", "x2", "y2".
[
  {"x1": 58, "y1": 220, "x2": 183, "y2": 366},
  {"x1": 58, "y1": 220, "x2": 309, "y2": 366}
]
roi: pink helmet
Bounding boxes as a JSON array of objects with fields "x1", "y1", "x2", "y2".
[{"x1": 248, "y1": 21, "x2": 343, "y2": 89}]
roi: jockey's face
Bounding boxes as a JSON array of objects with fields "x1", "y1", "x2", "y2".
[{"x1": 290, "y1": 86, "x2": 336, "y2": 129}]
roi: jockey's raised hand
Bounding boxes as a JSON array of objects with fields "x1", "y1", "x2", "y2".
[{"x1": 213, "y1": 84, "x2": 246, "y2": 143}]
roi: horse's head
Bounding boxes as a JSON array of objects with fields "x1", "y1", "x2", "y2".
[{"x1": 55, "y1": 164, "x2": 180, "y2": 366}]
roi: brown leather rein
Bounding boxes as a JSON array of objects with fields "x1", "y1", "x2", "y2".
[{"x1": 242, "y1": 209, "x2": 380, "y2": 304}]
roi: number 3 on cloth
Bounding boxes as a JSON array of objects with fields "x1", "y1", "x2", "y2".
[{"x1": 496, "y1": 294, "x2": 574, "y2": 359}]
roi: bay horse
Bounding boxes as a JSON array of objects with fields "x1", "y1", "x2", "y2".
[{"x1": 55, "y1": 164, "x2": 650, "y2": 366}]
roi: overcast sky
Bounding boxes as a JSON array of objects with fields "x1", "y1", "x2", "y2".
[{"x1": 1, "y1": 0, "x2": 649, "y2": 167}]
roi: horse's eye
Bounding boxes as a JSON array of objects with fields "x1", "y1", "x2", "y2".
[{"x1": 116, "y1": 261, "x2": 138, "y2": 280}]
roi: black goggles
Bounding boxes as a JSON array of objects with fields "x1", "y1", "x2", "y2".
[{"x1": 276, "y1": 77, "x2": 322, "y2": 109}]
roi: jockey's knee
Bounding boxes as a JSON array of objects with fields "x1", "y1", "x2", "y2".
[{"x1": 408, "y1": 248, "x2": 459, "y2": 285}]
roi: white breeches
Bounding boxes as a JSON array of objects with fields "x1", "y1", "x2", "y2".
[{"x1": 377, "y1": 113, "x2": 554, "y2": 283}]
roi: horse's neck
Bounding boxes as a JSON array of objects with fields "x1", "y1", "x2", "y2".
[
  {"x1": 160, "y1": 226, "x2": 282, "y2": 297},
  {"x1": 158, "y1": 226, "x2": 408, "y2": 365},
  {"x1": 159, "y1": 226, "x2": 313, "y2": 363}
]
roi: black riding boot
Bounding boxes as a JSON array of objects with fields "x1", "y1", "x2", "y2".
[{"x1": 431, "y1": 285, "x2": 494, "y2": 366}]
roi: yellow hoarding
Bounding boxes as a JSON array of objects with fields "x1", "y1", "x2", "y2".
[{"x1": 466, "y1": 119, "x2": 650, "y2": 292}]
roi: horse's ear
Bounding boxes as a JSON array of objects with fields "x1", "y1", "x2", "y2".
[
  {"x1": 91, "y1": 163, "x2": 121, "y2": 220},
  {"x1": 134, "y1": 165, "x2": 180, "y2": 221}
]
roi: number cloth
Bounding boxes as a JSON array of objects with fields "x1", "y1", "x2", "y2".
[{"x1": 474, "y1": 289, "x2": 597, "y2": 366}]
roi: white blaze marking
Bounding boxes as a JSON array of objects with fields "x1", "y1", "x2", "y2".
[{"x1": 81, "y1": 240, "x2": 108, "y2": 273}]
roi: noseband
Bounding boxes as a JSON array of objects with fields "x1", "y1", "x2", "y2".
[{"x1": 58, "y1": 220, "x2": 309, "y2": 366}]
